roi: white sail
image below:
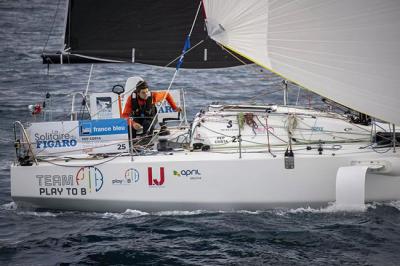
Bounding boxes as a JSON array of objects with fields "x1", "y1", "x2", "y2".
[{"x1": 203, "y1": 0, "x2": 400, "y2": 125}]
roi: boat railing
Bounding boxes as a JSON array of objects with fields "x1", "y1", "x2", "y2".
[
  {"x1": 13, "y1": 121, "x2": 38, "y2": 166},
  {"x1": 70, "y1": 92, "x2": 90, "y2": 121}
]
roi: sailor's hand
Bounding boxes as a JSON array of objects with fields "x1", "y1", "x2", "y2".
[
  {"x1": 175, "y1": 107, "x2": 182, "y2": 113},
  {"x1": 133, "y1": 123, "x2": 143, "y2": 131}
]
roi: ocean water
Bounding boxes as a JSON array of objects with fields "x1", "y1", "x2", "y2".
[{"x1": 1, "y1": 0, "x2": 400, "y2": 265}]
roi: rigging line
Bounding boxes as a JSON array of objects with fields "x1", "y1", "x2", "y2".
[
  {"x1": 144, "y1": 2, "x2": 203, "y2": 135},
  {"x1": 164, "y1": 39, "x2": 205, "y2": 68},
  {"x1": 216, "y1": 42, "x2": 247, "y2": 66},
  {"x1": 295, "y1": 86, "x2": 301, "y2": 106},
  {"x1": 42, "y1": 0, "x2": 62, "y2": 54},
  {"x1": 189, "y1": 1, "x2": 203, "y2": 37},
  {"x1": 216, "y1": 42, "x2": 291, "y2": 104},
  {"x1": 246, "y1": 88, "x2": 283, "y2": 104},
  {"x1": 145, "y1": 70, "x2": 179, "y2": 135},
  {"x1": 373, "y1": 121, "x2": 388, "y2": 132},
  {"x1": 342, "y1": 117, "x2": 374, "y2": 134},
  {"x1": 308, "y1": 116, "x2": 318, "y2": 142},
  {"x1": 142, "y1": 128, "x2": 162, "y2": 151},
  {"x1": 84, "y1": 64, "x2": 94, "y2": 96},
  {"x1": 38, "y1": 153, "x2": 123, "y2": 168},
  {"x1": 199, "y1": 123, "x2": 286, "y2": 146},
  {"x1": 163, "y1": 1, "x2": 202, "y2": 68},
  {"x1": 254, "y1": 116, "x2": 288, "y2": 144},
  {"x1": 67, "y1": 53, "x2": 126, "y2": 63},
  {"x1": 372, "y1": 145, "x2": 393, "y2": 154},
  {"x1": 295, "y1": 117, "x2": 370, "y2": 141},
  {"x1": 370, "y1": 119, "x2": 375, "y2": 143}
]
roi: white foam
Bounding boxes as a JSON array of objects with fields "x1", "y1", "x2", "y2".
[
  {"x1": 124, "y1": 209, "x2": 149, "y2": 217},
  {"x1": 155, "y1": 210, "x2": 265, "y2": 216},
  {"x1": 18, "y1": 211, "x2": 57, "y2": 217},
  {"x1": 274, "y1": 203, "x2": 367, "y2": 215},
  {"x1": 1, "y1": 202, "x2": 18, "y2": 210},
  {"x1": 102, "y1": 212, "x2": 124, "y2": 219},
  {"x1": 235, "y1": 210, "x2": 262, "y2": 215},
  {"x1": 383, "y1": 200, "x2": 400, "y2": 211},
  {"x1": 215, "y1": 210, "x2": 263, "y2": 215},
  {"x1": 1, "y1": 202, "x2": 59, "y2": 217},
  {"x1": 155, "y1": 210, "x2": 207, "y2": 216},
  {"x1": 102, "y1": 209, "x2": 149, "y2": 219}
]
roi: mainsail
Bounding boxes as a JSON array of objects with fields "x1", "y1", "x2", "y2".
[
  {"x1": 42, "y1": 0, "x2": 248, "y2": 68},
  {"x1": 202, "y1": 0, "x2": 400, "y2": 125}
]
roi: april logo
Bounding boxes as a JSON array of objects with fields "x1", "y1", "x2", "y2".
[{"x1": 148, "y1": 167, "x2": 165, "y2": 186}]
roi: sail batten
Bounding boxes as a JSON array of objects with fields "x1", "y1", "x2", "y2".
[{"x1": 203, "y1": 0, "x2": 400, "y2": 125}]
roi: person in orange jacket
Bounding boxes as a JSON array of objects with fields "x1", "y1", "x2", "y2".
[{"x1": 121, "y1": 80, "x2": 182, "y2": 138}]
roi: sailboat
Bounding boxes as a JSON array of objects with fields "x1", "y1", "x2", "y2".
[{"x1": 11, "y1": 0, "x2": 400, "y2": 212}]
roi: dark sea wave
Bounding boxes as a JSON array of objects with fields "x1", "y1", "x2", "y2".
[
  {"x1": 1, "y1": 202, "x2": 400, "y2": 265},
  {"x1": 1, "y1": 0, "x2": 400, "y2": 265}
]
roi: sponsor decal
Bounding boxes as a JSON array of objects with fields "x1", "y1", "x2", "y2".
[
  {"x1": 35, "y1": 130, "x2": 77, "y2": 149},
  {"x1": 173, "y1": 169, "x2": 202, "y2": 180},
  {"x1": 79, "y1": 119, "x2": 128, "y2": 137},
  {"x1": 96, "y1": 97, "x2": 112, "y2": 119},
  {"x1": 311, "y1": 126, "x2": 323, "y2": 131},
  {"x1": 157, "y1": 105, "x2": 175, "y2": 114},
  {"x1": 214, "y1": 136, "x2": 230, "y2": 145},
  {"x1": 35, "y1": 167, "x2": 104, "y2": 196},
  {"x1": 148, "y1": 167, "x2": 165, "y2": 186},
  {"x1": 112, "y1": 168, "x2": 140, "y2": 185},
  {"x1": 76, "y1": 167, "x2": 104, "y2": 192},
  {"x1": 78, "y1": 119, "x2": 129, "y2": 153},
  {"x1": 221, "y1": 128, "x2": 239, "y2": 132}
]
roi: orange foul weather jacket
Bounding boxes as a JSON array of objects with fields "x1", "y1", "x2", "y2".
[{"x1": 121, "y1": 91, "x2": 178, "y2": 127}]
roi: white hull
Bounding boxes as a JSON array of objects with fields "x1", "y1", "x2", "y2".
[{"x1": 11, "y1": 146, "x2": 400, "y2": 212}]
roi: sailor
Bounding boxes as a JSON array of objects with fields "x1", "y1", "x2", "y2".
[{"x1": 121, "y1": 80, "x2": 182, "y2": 138}]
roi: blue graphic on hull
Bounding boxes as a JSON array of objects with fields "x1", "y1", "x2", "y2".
[{"x1": 79, "y1": 119, "x2": 128, "y2": 136}]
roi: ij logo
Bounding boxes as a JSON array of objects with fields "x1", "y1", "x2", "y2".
[
  {"x1": 75, "y1": 166, "x2": 104, "y2": 192},
  {"x1": 148, "y1": 167, "x2": 165, "y2": 186},
  {"x1": 112, "y1": 168, "x2": 140, "y2": 185}
]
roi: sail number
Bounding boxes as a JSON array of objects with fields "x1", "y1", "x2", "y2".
[{"x1": 117, "y1": 144, "x2": 127, "y2": 150}]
